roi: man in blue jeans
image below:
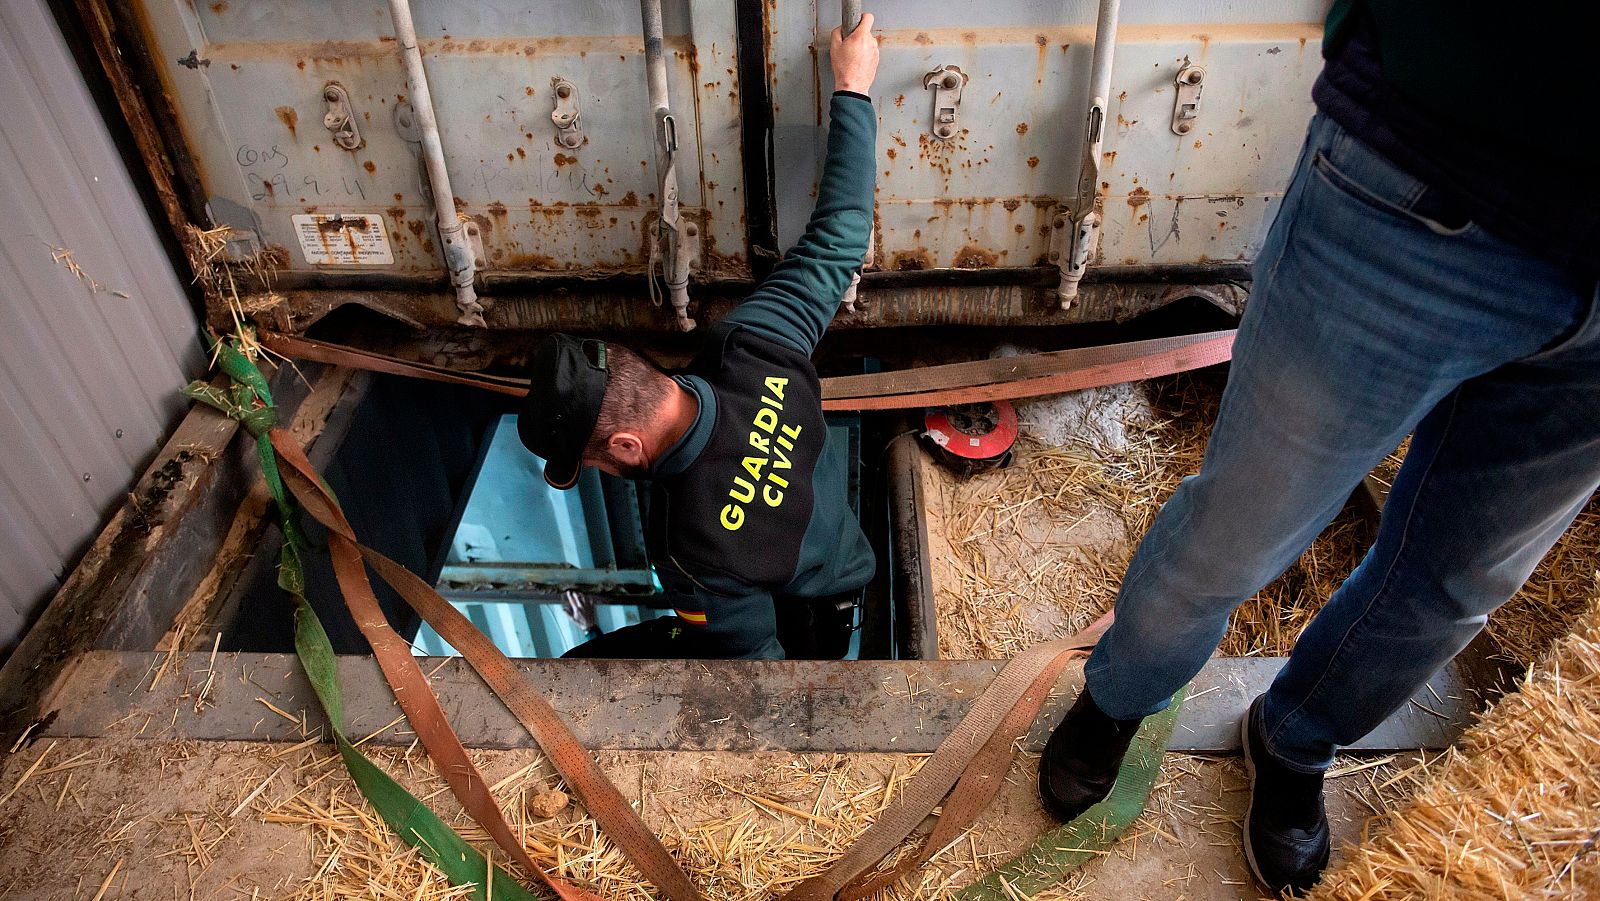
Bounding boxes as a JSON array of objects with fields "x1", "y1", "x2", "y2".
[{"x1": 1039, "y1": 2, "x2": 1598, "y2": 896}]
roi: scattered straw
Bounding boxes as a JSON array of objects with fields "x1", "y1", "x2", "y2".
[
  {"x1": 932, "y1": 371, "x2": 1599, "y2": 663},
  {"x1": 1310, "y1": 589, "x2": 1600, "y2": 899},
  {"x1": 184, "y1": 224, "x2": 289, "y2": 364}
]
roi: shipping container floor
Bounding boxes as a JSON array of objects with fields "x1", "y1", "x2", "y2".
[{"x1": 0, "y1": 736, "x2": 1428, "y2": 900}]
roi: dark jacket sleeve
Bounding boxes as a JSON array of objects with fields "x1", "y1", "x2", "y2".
[{"x1": 723, "y1": 92, "x2": 877, "y2": 355}]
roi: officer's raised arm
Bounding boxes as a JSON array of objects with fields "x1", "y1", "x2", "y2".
[{"x1": 723, "y1": 12, "x2": 880, "y2": 355}]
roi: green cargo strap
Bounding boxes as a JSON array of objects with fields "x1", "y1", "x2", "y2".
[
  {"x1": 186, "y1": 339, "x2": 537, "y2": 901},
  {"x1": 954, "y1": 687, "x2": 1188, "y2": 900}
]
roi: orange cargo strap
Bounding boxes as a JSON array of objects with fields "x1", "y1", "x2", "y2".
[
  {"x1": 258, "y1": 329, "x2": 1235, "y2": 410},
  {"x1": 269, "y1": 429, "x2": 703, "y2": 901},
  {"x1": 250, "y1": 325, "x2": 1233, "y2": 897},
  {"x1": 270, "y1": 420, "x2": 1116, "y2": 899},
  {"x1": 280, "y1": 415, "x2": 1116, "y2": 897}
]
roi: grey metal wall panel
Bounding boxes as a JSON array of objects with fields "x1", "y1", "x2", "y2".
[{"x1": 0, "y1": 0, "x2": 203, "y2": 652}]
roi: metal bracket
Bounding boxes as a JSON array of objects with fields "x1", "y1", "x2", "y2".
[
  {"x1": 463, "y1": 219, "x2": 486, "y2": 272},
  {"x1": 1171, "y1": 62, "x2": 1205, "y2": 135},
  {"x1": 1049, "y1": 206, "x2": 1100, "y2": 309},
  {"x1": 550, "y1": 78, "x2": 583, "y2": 149},
  {"x1": 321, "y1": 82, "x2": 362, "y2": 150},
  {"x1": 922, "y1": 65, "x2": 967, "y2": 141}
]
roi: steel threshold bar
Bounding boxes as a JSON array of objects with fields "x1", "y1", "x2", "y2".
[{"x1": 46, "y1": 651, "x2": 1486, "y2": 754}]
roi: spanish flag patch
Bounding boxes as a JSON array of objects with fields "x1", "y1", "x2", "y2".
[{"x1": 675, "y1": 608, "x2": 708, "y2": 625}]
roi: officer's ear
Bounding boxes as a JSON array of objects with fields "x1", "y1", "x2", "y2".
[{"x1": 605, "y1": 431, "x2": 648, "y2": 466}]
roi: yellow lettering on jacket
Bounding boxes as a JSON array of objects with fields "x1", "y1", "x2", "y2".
[
  {"x1": 718, "y1": 373, "x2": 805, "y2": 531},
  {"x1": 754, "y1": 407, "x2": 778, "y2": 433},
  {"x1": 741, "y1": 455, "x2": 768, "y2": 481}
]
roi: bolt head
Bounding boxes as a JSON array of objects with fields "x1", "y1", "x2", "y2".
[
  {"x1": 556, "y1": 84, "x2": 572, "y2": 98},
  {"x1": 324, "y1": 88, "x2": 340, "y2": 101},
  {"x1": 1182, "y1": 69, "x2": 1204, "y2": 85},
  {"x1": 941, "y1": 74, "x2": 960, "y2": 89}
]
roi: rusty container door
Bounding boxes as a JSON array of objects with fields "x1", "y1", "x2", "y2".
[
  {"x1": 769, "y1": 0, "x2": 1327, "y2": 273},
  {"x1": 130, "y1": 1, "x2": 747, "y2": 281}
]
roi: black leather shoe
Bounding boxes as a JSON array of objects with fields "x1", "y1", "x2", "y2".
[
  {"x1": 1038, "y1": 687, "x2": 1144, "y2": 822},
  {"x1": 1241, "y1": 697, "x2": 1331, "y2": 897}
]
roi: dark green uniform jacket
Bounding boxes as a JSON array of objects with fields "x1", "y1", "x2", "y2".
[{"x1": 627, "y1": 92, "x2": 877, "y2": 659}]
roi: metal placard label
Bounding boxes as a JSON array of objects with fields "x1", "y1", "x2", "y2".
[{"x1": 291, "y1": 213, "x2": 393, "y2": 265}]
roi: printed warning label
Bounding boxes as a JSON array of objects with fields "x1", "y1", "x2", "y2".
[{"x1": 291, "y1": 213, "x2": 393, "y2": 265}]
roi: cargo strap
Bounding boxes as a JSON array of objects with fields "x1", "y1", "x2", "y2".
[
  {"x1": 955, "y1": 686, "x2": 1187, "y2": 900},
  {"x1": 197, "y1": 333, "x2": 1205, "y2": 899},
  {"x1": 258, "y1": 328, "x2": 1235, "y2": 410},
  {"x1": 187, "y1": 343, "x2": 543, "y2": 901},
  {"x1": 780, "y1": 616, "x2": 1111, "y2": 900}
]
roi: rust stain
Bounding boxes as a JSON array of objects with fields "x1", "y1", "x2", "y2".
[
  {"x1": 1027, "y1": 156, "x2": 1039, "y2": 168},
  {"x1": 210, "y1": 1, "x2": 228, "y2": 13},
  {"x1": 1001, "y1": 199, "x2": 1021, "y2": 212},
  {"x1": 886, "y1": 147, "x2": 897, "y2": 161},
  {"x1": 516, "y1": 147, "x2": 526, "y2": 159},
  {"x1": 407, "y1": 220, "x2": 425, "y2": 237},
  {"x1": 275, "y1": 106, "x2": 298, "y2": 139},
  {"x1": 952, "y1": 245, "x2": 998, "y2": 269},
  {"x1": 894, "y1": 94, "x2": 905, "y2": 108},
  {"x1": 891, "y1": 249, "x2": 932, "y2": 271},
  {"x1": 385, "y1": 206, "x2": 405, "y2": 221},
  {"x1": 554, "y1": 153, "x2": 578, "y2": 168},
  {"x1": 1015, "y1": 122, "x2": 1028, "y2": 135},
  {"x1": 498, "y1": 251, "x2": 564, "y2": 270},
  {"x1": 1193, "y1": 140, "x2": 1203, "y2": 149},
  {"x1": 1014, "y1": 223, "x2": 1026, "y2": 234},
  {"x1": 362, "y1": 160, "x2": 376, "y2": 174},
  {"x1": 619, "y1": 191, "x2": 639, "y2": 207},
  {"x1": 1128, "y1": 186, "x2": 1151, "y2": 208},
  {"x1": 914, "y1": 32, "x2": 932, "y2": 45},
  {"x1": 487, "y1": 201, "x2": 508, "y2": 217},
  {"x1": 525, "y1": 86, "x2": 534, "y2": 96}
]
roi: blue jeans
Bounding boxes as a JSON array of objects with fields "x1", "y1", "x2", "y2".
[{"x1": 1083, "y1": 113, "x2": 1600, "y2": 772}]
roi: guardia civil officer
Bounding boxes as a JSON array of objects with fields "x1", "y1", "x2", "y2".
[{"x1": 516, "y1": 15, "x2": 882, "y2": 660}]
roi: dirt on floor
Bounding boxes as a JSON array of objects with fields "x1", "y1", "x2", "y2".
[{"x1": 0, "y1": 734, "x2": 1432, "y2": 900}]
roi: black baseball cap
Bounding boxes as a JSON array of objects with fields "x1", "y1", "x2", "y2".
[{"x1": 517, "y1": 334, "x2": 610, "y2": 489}]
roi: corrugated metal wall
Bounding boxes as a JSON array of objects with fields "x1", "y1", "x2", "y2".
[{"x1": 0, "y1": 0, "x2": 203, "y2": 652}]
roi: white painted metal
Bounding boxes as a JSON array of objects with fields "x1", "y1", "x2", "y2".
[
  {"x1": 640, "y1": 0, "x2": 698, "y2": 330},
  {"x1": 772, "y1": 1, "x2": 1329, "y2": 272},
  {"x1": 0, "y1": 0, "x2": 202, "y2": 652},
  {"x1": 387, "y1": 0, "x2": 486, "y2": 326},
  {"x1": 130, "y1": 0, "x2": 746, "y2": 281},
  {"x1": 1057, "y1": 0, "x2": 1121, "y2": 305}
]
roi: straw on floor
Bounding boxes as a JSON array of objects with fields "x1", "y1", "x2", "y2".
[{"x1": 1308, "y1": 582, "x2": 1600, "y2": 900}]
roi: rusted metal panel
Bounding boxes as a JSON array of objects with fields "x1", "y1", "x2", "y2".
[
  {"x1": 264, "y1": 280, "x2": 1246, "y2": 338},
  {"x1": 94, "y1": 1, "x2": 1327, "y2": 336},
  {"x1": 131, "y1": 0, "x2": 748, "y2": 279},
  {"x1": 770, "y1": 4, "x2": 1326, "y2": 271}
]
